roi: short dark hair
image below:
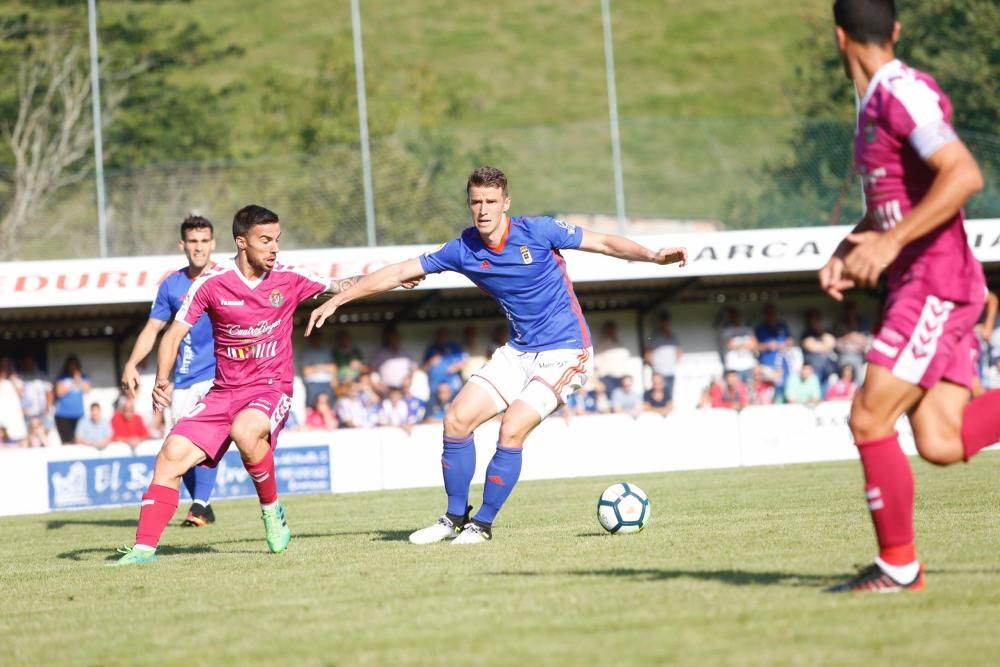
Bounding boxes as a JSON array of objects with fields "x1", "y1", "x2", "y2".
[
  {"x1": 466, "y1": 166, "x2": 508, "y2": 197},
  {"x1": 833, "y1": 0, "x2": 896, "y2": 44},
  {"x1": 180, "y1": 214, "x2": 213, "y2": 240},
  {"x1": 232, "y1": 205, "x2": 279, "y2": 239}
]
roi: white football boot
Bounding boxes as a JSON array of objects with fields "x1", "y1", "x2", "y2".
[
  {"x1": 452, "y1": 522, "x2": 492, "y2": 545},
  {"x1": 408, "y1": 514, "x2": 464, "y2": 545}
]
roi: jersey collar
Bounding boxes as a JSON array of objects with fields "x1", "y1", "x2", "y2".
[
  {"x1": 485, "y1": 216, "x2": 511, "y2": 253},
  {"x1": 858, "y1": 58, "x2": 903, "y2": 111}
]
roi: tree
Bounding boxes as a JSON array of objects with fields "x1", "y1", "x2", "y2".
[
  {"x1": 0, "y1": 40, "x2": 117, "y2": 259},
  {"x1": 728, "y1": 0, "x2": 1000, "y2": 229}
]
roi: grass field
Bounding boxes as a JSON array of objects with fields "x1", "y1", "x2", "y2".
[{"x1": 4, "y1": 455, "x2": 1000, "y2": 666}]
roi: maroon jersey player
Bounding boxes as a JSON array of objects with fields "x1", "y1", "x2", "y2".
[{"x1": 820, "y1": 0, "x2": 1000, "y2": 592}]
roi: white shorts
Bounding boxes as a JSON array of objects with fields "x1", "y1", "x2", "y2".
[
  {"x1": 468, "y1": 344, "x2": 593, "y2": 419},
  {"x1": 169, "y1": 378, "x2": 215, "y2": 426}
]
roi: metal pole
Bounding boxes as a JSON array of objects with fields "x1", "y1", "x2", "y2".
[
  {"x1": 351, "y1": 0, "x2": 377, "y2": 246},
  {"x1": 601, "y1": 0, "x2": 627, "y2": 235},
  {"x1": 86, "y1": 0, "x2": 109, "y2": 257}
]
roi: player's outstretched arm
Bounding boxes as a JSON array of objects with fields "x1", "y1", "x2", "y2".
[
  {"x1": 152, "y1": 320, "x2": 190, "y2": 412},
  {"x1": 307, "y1": 258, "x2": 427, "y2": 336},
  {"x1": 843, "y1": 141, "x2": 983, "y2": 288},
  {"x1": 120, "y1": 317, "x2": 167, "y2": 399},
  {"x1": 577, "y1": 230, "x2": 687, "y2": 266}
]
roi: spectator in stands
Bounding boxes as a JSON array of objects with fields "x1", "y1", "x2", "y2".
[
  {"x1": 748, "y1": 364, "x2": 776, "y2": 406},
  {"x1": 301, "y1": 334, "x2": 336, "y2": 408},
  {"x1": 423, "y1": 327, "x2": 467, "y2": 395},
  {"x1": 974, "y1": 291, "x2": 999, "y2": 385},
  {"x1": 110, "y1": 397, "x2": 151, "y2": 448},
  {"x1": 564, "y1": 386, "x2": 594, "y2": 416},
  {"x1": 784, "y1": 362, "x2": 822, "y2": 406},
  {"x1": 833, "y1": 300, "x2": 872, "y2": 379},
  {"x1": 595, "y1": 320, "x2": 631, "y2": 393},
  {"x1": 644, "y1": 312, "x2": 681, "y2": 402},
  {"x1": 379, "y1": 387, "x2": 420, "y2": 433},
  {"x1": 611, "y1": 375, "x2": 644, "y2": 418},
  {"x1": 333, "y1": 330, "x2": 366, "y2": 386},
  {"x1": 642, "y1": 373, "x2": 672, "y2": 416},
  {"x1": 75, "y1": 402, "x2": 112, "y2": 448},
  {"x1": 825, "y1": 364, "x2": 858, "y2": 401},
  {"x1": 720, "y1": 307, "x2": 758, "y2": 383},
  {"x1": 305, "y1": 392, "x2": 339, "y2": 430},
  {"x1": 25, "y1": 416, "x2": 56, "y2": 448},
  {"x1": 755, "y1": 303, "x2": 792, "y2": 369},
  {"x1": 0, "y1": 358, "x2": 27, "y2": 445},
  {"x1": 707, "y1": 370, "x2": 749, "y2": 410},
  {"x1": 801, "y1": 309, "x2": 839, "y2": 390},
  {"x1": 17, "y1": 355, "x2": 53, "y2": 426},
  {"x1": 0, "y1": 425, "x2": 22, "y2": 447},
  {"x1": 424, "y1": 381, "x2": 454, "y2": 423},
  {"x1": 336, "y1": 380, "x2": 375, "y2": 429},
  {"x1": 53, "y1": 356, "x2": 91, "y2": 445},
  {"x1": 371, "y1": 326, "x2": 417, "y2": 392},
  {"x1": 461, "y1": 324, "x2": 489, "y2": 381},
  {"x1": 401, "y1": 375, "x2": 426, "y2": 424}
]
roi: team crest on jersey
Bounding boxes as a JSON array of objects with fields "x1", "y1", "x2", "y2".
[
  {"x1": 864, "y1": 119, "x2": 877, "y2": 144},
  {"x1": 268, "y1": 289, "x2": 284, "y2": 307},
  {"x1": 520, "y1": 245, "x2": 533, "y2": 264}
]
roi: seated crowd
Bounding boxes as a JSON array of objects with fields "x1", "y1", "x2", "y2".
[{"x1": 5, "y1": 296, "x2": 997, "y2": 448}]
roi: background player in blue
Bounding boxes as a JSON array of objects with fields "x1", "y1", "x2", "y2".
[
  {"x1": 307, "y1": 166, "x2": 687, "y2": 544},
  {"x1": 121, "y1": 215, "x2": 221, "y2": 527}
]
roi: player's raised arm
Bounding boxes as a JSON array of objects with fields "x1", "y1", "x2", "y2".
[
  {"x1": 152, "y1": 319, "x2": 191, "y2": 412},
  {"x1": 577, "y1": 229, "x2": 687, "y2": 266},
  {"x1": 307, "y1": 257, "x2": 427, "y2": 336}
]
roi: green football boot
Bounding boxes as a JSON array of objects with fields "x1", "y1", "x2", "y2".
[
  {"x1": 111, "y1": 545, "x2": 158, "y2": 566},
  {"x1": 261, "y1": 501, "x2": 291, "y2": 553}
]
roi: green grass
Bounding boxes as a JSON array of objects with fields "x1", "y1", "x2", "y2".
[{"x1": 4, "y1": 454, "x2": 1000, "y2": 666}]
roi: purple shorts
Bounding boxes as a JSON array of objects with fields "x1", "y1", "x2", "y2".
[
  {"x1": 170, "y1": 385, "x2": 292, "y2": 466},
  {"x1": 867, "y1": 283, "x2": 982, "y2": 390}
]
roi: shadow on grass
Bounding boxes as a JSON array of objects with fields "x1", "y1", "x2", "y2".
[
  {"x1": 47, "y1": 518, "x2": 137, "y2": 530},
  {"x1": 493, "y1": 568, "x2": 836, "y2": 588},
  {"x1": 371, "y1": 530, "x2": 412, "y2": 542},
  {"x1": 57, "y1": 530, "x2": 391, "y2": 562}
]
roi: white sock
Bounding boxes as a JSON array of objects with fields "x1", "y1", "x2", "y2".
[
  {"x1": 875, "y1": 556, "x2": 920, "y2": 584},
  {"x1": 192, "y1": 499, "x2": 209, "y2": 507},
  {"x1": 260, "y1": 501, "x2": 278, "y2": 511},
  {"x1": 133, "y1": 544, "x2": 155, "y2": 552}
]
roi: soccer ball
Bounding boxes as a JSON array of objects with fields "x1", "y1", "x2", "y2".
[{"x1": 596, "y1": 482, "x2": 650, "y2": 534}]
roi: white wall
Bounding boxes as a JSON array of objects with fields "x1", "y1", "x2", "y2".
[{"x1": 6, "y1": 402, "x2": 977, "y2": 519}]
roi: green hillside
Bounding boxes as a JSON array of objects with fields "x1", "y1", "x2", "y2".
[{"x1": 4, "y1": 0, "x2": 828, "y2": 257}]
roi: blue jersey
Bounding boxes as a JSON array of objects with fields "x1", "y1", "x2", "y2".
[
  {"x1": 419, "y1": 215, "x2": 591, "y2": 352},
  {"x1": 150, "y1": 267, "x2": 216, "y2": 388}
]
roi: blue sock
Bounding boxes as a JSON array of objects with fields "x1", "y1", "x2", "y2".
[
  {"x1": 182, "y1": 468, "x2": 197, "y2": 500},
  {"x1": 474, "y1": 444, "x2": 523, "y2": 525},
  {"x1": 442, "y1": 434, "x2": 476, "y2": 517},
  {"x1": 191, "y1": 465, "x2": 218, "y2": 505}
]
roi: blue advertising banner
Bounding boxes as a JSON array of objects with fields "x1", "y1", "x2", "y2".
[{"x1": 47, "y1": 445, "x2": 331, "y2": 510}]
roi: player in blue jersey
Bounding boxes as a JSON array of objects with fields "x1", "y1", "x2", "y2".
[
  {"x1": 121, "y1": 215, "x2": 222, "y2": 527},
  {"x1": 307, "y1": 166, "x2": 687, "y2": 544}
]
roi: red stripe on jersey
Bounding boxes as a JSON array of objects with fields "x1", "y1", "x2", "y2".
[
  {"x1": 553, "y1": 348, "x2": 590, "y2": 394},
  {"x1": 551, "y1": 250, "x2": 591, "y2": 348},
  {"x1": 486, "y1": 217, "x2": 512, "y2": 253}
]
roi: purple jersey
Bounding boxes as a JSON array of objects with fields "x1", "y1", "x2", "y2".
[
  {"x1": 855, "y1": 59, "x2": 984, "y2": 303},
  {"x1": 176, "y1": 259, "x2": 327, "y2": 393}
]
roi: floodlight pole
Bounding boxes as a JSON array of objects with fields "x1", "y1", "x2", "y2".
[
  {"x1": 601, "y1": 0, "x2": 627, "y2": 235},
  {"x1": 351, "y1": 0, "x2": 377, "y2": 246},
  {"x1": 87, "y1": 0, "x2": 109, "y2": 257}
]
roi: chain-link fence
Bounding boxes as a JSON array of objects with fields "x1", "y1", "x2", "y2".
[{"x1": 13, "y1": 116, "x2": 1000, "y2": 259}]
